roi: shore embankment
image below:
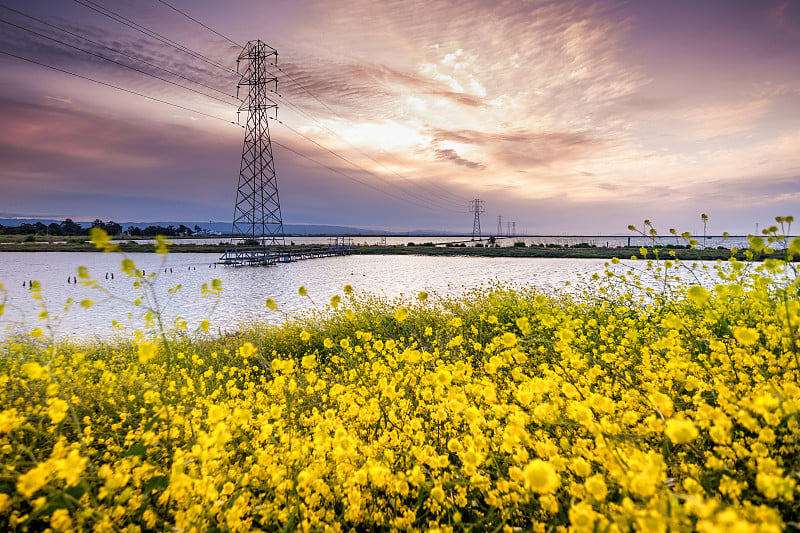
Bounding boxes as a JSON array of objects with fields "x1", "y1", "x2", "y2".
[
  {"x1": 352, "y1": 244, "x2": 750, "y2": 260},
  {"x1": 0, "y1": 239, "x2": 782, "y2": 260}
]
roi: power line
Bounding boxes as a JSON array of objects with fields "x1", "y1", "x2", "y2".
[
  {"x1": 273, "y1": 118, "x2": 465, "y2": 213},
  {"x1": 0, "y1": 3, "x2": 237, "y2": 100},
  {"x1": 3, "y1": 42, "x2": 463, "y2": 214},
  {"x1": 0, "y1": 16, "x2": 237, "y2": 106},
  {"x1": 273, "y1": 63, "x2": 468, "y2": 206},
  {"x1": 0, "y1": 48, "x2": 234, "y2": 124},
  {"x1": 2, "y1": 39, "x2": 463, "y2": 213},
  {"x1": 62, "y1": 0, "x2": 466, "y2": 211},
  {"x1": 271, "y1": 136, "x2": 462, "y2": 212},
  {"x1": 268, "y1": 88, "x2": 466, "y2": 210},
  {"x1": 3, "y1": 0, "x2": 467, "y2": 213},
  {"x1": 156, "y1": 0, "x2": 242, "y2": 48},
  {"x1": 272, "y1": 93, "x2": 464, "y2": 210},
  {"x1": 262, "y1": 61, "x2": 465, "y2": 208},
  {"x1": 71, "y1": 0, "x2": 237, "y2": 76}
]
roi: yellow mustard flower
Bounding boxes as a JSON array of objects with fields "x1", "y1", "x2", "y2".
[
  {"x1": 523, "y1": 459, "x2": 560, "y2": 493},
  {"x1": 665, "y1": 419, "x2": 699, "y2": 444}
]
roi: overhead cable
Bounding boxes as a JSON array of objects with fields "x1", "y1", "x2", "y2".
[
  {"x1": 272, "y1": 118, "x2": 465, "y2": 213},
  {"x1": 0, "y1": 3, "x2": 237, "y2": 100},
  {"x1": 273, "y1": 64, "x2": 468, "y2": 206},
  {"x1": 0, "y1": 48, "x2": 234, "y2": 124},
  {"x1": 0, "y1": 16, "x2": 236, "y2": 106},
  {"x1": 156, "y1": 0, "x2": 242, "y2": 48},
  {"x1": 269, "y1": 89, "x2": 467, "y2": 210},
  {"x1": 71, "y1": 0, "x2": 238, "y2": 75}
]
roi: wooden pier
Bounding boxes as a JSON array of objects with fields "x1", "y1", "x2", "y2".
[{"x1": 218, "y1": 237, "x2": 353, "y2": 266}]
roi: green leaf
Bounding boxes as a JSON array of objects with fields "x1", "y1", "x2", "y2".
[
  {"x1": 143, "y1": 415, "x2": 161, "y2": 432},
  {"x1": 144, "y1": 475, "x2": 169, "y2": 494},
  {"x1": 65, "y1": 480, "x2": 88, "y2": 500},
  {"x1": 125, "y1": 442, "x2": 147, "y2": 457}
]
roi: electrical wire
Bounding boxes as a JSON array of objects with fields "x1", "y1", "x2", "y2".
[
  {"x1": 269, "y1": 89, "x2": 466, "y2": 210},
  {"x1": 0, "y1": 3, "x2": 237, "y2": 100},
  {"x1": 71, "y1": 0, "x2": 238, "y2": 75},
  {"x1": 134, "y1": 2, "x2": 432, "y2": 202},
  {"x1": 272, "y1": 118, "x2": 465, "y2": 213},
  {"x1": 0, "y1": 48, "x2": 234, "y2": 124},
  {"x1": 5, "y1": 0, "x2": 469, "y2": 213},
  {"x1": 3, "y1": 39, "x2": 463, "y2": 213},
  {"x1": 0, "y1": 16, "x2": 237, "y2": 106},
  {"x1": 67, "y1": 0, "x2": 467, "y2": 210},
  {"x1": 272, "y1": 63, "x2": 468, "y2": 207},
  {"x1": 270, "y1": 136, "x2": 463, "y2": 213},
  {"x1": 156, "y1": 0, "x2": 242, "y2": 48}
]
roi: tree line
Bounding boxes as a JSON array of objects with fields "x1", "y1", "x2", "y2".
[{"x1": 0, "y1": 219, "x2": 203, "y2": 237}]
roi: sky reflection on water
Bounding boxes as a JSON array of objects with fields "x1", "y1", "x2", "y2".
[{"x1": 1, "y1": 252, "x2": 613, "y2": 340}]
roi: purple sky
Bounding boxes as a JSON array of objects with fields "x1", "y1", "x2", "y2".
[{"x1": 0, "y1": 0, "x2": 798, "y2": 234}]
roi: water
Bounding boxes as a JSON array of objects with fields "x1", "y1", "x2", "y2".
[{"x1": 0, "y1": 252, "x2": 613, "y2": 340}]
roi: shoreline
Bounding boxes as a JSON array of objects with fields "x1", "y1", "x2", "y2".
[{"x1": 0, "y1": 241, "x2": 779, "y2": 261}]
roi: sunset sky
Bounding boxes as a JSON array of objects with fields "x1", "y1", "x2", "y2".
[{"x1": 1, "y1": 0, "x2": 798, "y2": 234}]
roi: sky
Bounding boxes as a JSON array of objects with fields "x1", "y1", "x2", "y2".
[{"x1": 0, "y1": 0, "x2": 798, "y2": 235}]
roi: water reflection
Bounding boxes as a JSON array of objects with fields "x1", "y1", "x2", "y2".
[{"x1": 1, "y1": 252, "x2": 612, "y2": 339}]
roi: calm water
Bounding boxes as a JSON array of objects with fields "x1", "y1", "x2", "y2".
[{"x1": 0, "y1": 252, "x2": 612, "y2": 340}]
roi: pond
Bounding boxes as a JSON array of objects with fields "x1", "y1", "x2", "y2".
[{"x1": 0, "y1": 252, "x2": 616, "y2": 339}]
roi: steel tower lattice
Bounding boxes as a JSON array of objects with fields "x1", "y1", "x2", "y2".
[
  {"x1": 470, "y1": 199, "x2": 485, "y2": 241},
  {"x1": 231, "y1": 40, "x2": 285, "y2": 245}
]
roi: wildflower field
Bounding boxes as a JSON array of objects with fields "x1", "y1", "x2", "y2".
[{"x1": 1, "y1": 224, "x2": 800, "y2": 532}]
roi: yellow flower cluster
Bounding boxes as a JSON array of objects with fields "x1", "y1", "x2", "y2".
[{"x1": 1, "y1": 250, "x2": 799, "y2": 531}]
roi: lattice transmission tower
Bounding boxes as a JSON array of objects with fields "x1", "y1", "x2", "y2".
[
  {"x1": 471, "y1": 199, "x2": 485, "y2": 241},
  {"x1": 230, "y1": 40, "x2": 285, "y2": 245}
]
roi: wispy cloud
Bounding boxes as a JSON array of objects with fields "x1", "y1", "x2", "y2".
[
  {"x1": 685, "y1": 99, "x2": 770, "y2": 140},
  {"x1": 432, "y1": 146, "x2": 485, "y2": 170}
]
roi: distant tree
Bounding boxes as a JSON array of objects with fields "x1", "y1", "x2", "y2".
[
  {"x1": 104, "y1": 221, "x2": 122, "y2": 236},
  {"x1": 87, "y1": 219, "x2": 122, "y2": 236},
  {"x1": 701, "y1": 213, "x2": 709, "y2": 243},
  {"x1": 193, "y1": 224, "x2": 202, "y2": 234},
  {"x1": 0, "y1": 224, "x2": 5, "y2": 235},
  {"x1": 177, "y1": 224, "x2": 192, "y2": 237},
  {"x1": 47, "y1": 223, "x2": 63, "y2": 236},
  {"x1": 126, "y1": 225, "x2": 143, "y2": 236},
  {"x1": 34, "y1": 222, "x2": 47, "y2": 234},
  {"x1": 17, "y1": 223, "x2": 36, "y2": 235},
  {"x1": 142, "y1": 225, "x2": 177, "y2": 237},
  {"x1": 60, "y1": 219, "x2": 84, "y2": 235}
]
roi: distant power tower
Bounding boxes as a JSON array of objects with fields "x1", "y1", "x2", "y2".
[
  {"x1": 230, "y1": 40, "x2": 285, "y2": 245},
  {"x1": 496, "y1": 215, "x2": 503, "y2": 237},
  {"x1": 471, "y1": 199, "x2": 485, "y2": 241},
  {"x1": 512, "y1": 221, "x2": 516, "y2": 236}
]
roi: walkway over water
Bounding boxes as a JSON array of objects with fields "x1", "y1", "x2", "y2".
[{"x1": 218, "y1": 237, "x2": 353, "y2": 266}]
